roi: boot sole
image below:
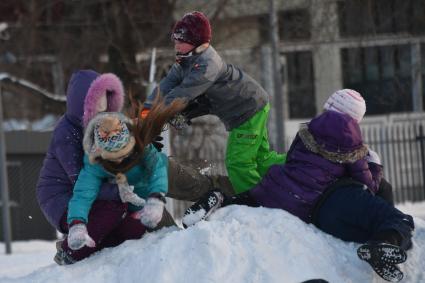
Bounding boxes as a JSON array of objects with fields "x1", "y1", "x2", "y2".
[
  {"x1": 357, "y1": 243, "x2": 407, "y2": 264},
  {"x1": 357, "y1": 243, "x2": 405, "y2": 282},
  {"x1": 370, "y1": 262, "x2": 403, "y2": 282}
]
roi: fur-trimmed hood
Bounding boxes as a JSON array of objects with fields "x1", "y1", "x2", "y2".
[
  {"x1": 65, "y1": 70, "x2": 100, "y2": 126},
  {"x1": 83, "y1": 73, "x2": 125, "y2": 127}
]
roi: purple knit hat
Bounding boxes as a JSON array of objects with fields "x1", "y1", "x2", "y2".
[
  {"x1": 83, "y1": 73, "x2": 125, "y2": 127},
  {"x1": 171, "y1": 11, "x2": 212, "y2": 46}
]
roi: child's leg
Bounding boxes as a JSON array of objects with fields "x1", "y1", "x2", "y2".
[
  {"x1": 100, "y1": 214, "x2": 147, "y2": 248},
  {"x1": 167, "y1": 157, "x2": 234, "y2": 201},
  {"x1": 315, "y1": 185, "x2": 413, "y2": 282},
  {"x1": 226, "y1": 104, "x2": 274, "y2": 194},
  {"x1": 256, "y1": 128, "x2": 286, "y2": 177},
  {"x1": 60, "y1": 200, "x2": 127, "y2": 262},
  {"x1": 315, "y1": 185, "x2": 414, "y2": 247}
]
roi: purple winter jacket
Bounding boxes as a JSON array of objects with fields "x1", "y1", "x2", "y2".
[
  {"x1": 36, "y1": 70, "x2": 122, "y2": 232},
  {"x1": 250, "y1": 110, "x2": 383, "y2": 223}
]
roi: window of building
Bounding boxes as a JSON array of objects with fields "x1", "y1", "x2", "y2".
[
  {"x1": 278, "y1": 9, "x2": 311, "y2": 41},
  {"x1": 339, "y1": 0, "x2": 425, "y2": 37},
  {"x1": 341, "y1": 45, "x2": 412, "y2": 114},
  {"x1": 258, "y1": 9, "x2": 311, "y2": 42},
  {"x1": 285, "y1": 51, "x2": 315, "y2": 118}
]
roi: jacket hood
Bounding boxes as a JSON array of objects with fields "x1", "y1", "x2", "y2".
[
  {"x1": 66, "y1": 70, "x2": 100, "y2": 126},
  {"x1": 83, "y1": 73, "x2": 125, "y2": 127},
  {"x1": 308, "y1": 110, "x2": 364, "y2": 153}
]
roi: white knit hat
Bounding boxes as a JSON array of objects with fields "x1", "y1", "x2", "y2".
[{"x1": 323, "y1": 89, "x2": 366, "y2": 122}]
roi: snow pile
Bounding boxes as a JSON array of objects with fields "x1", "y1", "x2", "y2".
[
  {"x1": 397, "y1": 202, "x2": 425, "y2": 220},
  {"x1": 2, "y1": 206, "x2": 425, "y2": 283}
]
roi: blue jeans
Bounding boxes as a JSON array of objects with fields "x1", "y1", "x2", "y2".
[{"x1": 315, "y1": 185, "x2": 414, "y2": 248}]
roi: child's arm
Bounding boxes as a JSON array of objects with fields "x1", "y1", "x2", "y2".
[
  {"x1": 144, "y1": 64, "x2": 183, "y2": 109},
  {"x1": 54, "y1": 133, "x2": 85, "y2": 185},
  {"x1": 346, "y1": 158, "x2": 383, "y2": 194},
  {"x1": 67, "y1": 156, "x2": 106, "y2": 224},
  {"x1": 146, "y1": 146, "x2": 168, "y2": 196},
  {"x1": 134, "y1": 145, "x2": 168, "y2": 229},
  {"x1": 162, "y1": 61, "x2": 221, "y2": 105},
  {"x1": 145, "y1": 61, "x2": 221, "y2": 109}
]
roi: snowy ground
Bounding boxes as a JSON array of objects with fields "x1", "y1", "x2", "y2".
[{"x1": 0, "y1": 202, "x2": 424, "y2": 283}]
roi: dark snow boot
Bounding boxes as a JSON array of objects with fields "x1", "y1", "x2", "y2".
[
  {"x1": 182, "y1": 189, "x2": 224, "y2": 228},
  {"x1": 54, "y1": 239, "x2": 76, "y2": 266},
  {"x1": 357, "y1": 242, "x2": 406, "y2": 282}
]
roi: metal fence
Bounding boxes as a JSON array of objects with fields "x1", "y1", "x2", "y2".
[
  {"x1": 362, "y1": 121, "x2": 425, "y2": 203},
  {"x1": 2, "y1": 114, "x2": 425, "y2": 240},
  {"x1": 0, "y1": 131, "x2": 56, "y2": 241}
]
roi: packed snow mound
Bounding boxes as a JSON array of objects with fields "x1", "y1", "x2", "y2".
[{"x1": 5, "y1": 206, "x2": 425, "y2": 283}]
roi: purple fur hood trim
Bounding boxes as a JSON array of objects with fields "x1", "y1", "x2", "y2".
[{"x1": 83, "y1": 73, "x2": 125, "y2": 127}]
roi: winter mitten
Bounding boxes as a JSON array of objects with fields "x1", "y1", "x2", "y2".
[
  {"x1": 366, "y1": 149, "x2": 382, "y2": 165},
  {"x1": 182, "y1": 189, "x2": 224, "y2": 228},
  {"x1": 116, "y1": 173, "x2": 146, "y2": 206},
  {"x1": 139, "y1": 193, "x2": 166, "y2": 229},
  {"x1": 67, "y1": 223, "x2": 96, "y2": 250}
]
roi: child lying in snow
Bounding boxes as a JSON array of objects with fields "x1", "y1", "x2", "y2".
[{"x1": 183, "y1": 89, "x2": 414, "y2": 282}]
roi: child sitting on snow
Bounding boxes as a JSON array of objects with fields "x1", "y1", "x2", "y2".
[
  {"x1": 184, "y1": 89, "x2": 414, "y2": 282},
  {"x1": 65, "y1": 99, "x2": 185, "y2": 254}
]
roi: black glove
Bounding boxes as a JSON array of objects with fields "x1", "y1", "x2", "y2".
[
  {"x1": 182, "y1": 95, "x2": 211, "y2": 121},
  {"x1": 152, "y1": 136, "x2": 164, "y2": 152},
  {"x1": 169, "y1": 114, "x2": 191, "y2": 130}
]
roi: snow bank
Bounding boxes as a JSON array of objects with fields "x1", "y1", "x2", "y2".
[{"x1": 2, "y1": 206, "x2": 425, "y2": 283}]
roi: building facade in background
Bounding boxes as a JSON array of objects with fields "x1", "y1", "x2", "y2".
[{"x1": 171, "y1": 0, "x2": 425, "y2": 119}]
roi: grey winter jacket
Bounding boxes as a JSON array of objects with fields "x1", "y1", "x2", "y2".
[{"x1": 145, "y1": 45, "x2": 268, "y2": 130}]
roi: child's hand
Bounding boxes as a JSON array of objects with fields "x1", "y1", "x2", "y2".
[
  {"x1": 366, "y1": 149, "x2": 381, "y2": 165},
  {"x1": 139, "y1": 194, "x2": 166, "y2": 229},
  {"x1": 68, "y1": 223, "x2": 95, "y2": 250},
  {"x1": 116, "y1": 173, "x2": 146, "y2": 206}
]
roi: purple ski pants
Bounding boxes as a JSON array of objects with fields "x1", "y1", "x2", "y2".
[{"x1": 60, "y1": 200, "x2": 146, "y2": 261}]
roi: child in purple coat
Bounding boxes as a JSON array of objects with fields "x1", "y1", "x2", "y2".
[
  {"x1": 36, "y1": 70, "x2": 232, "y2": 265},
  {"x1": 36, "y1": 71, "x2": 147, "y2": 264},
  {"x1": 184, "y1": 89, "x2": 414, "y2": 282}
]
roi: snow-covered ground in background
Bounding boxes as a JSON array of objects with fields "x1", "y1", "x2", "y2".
[{"x1": 1, "y1": 202, "x2": 425, "y2": 283}]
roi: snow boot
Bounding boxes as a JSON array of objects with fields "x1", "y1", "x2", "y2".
[
  {"x1": 54, "y1": 239, "x2": 76, "y2": 266},
  {"x1": 357, "y1": 242, "x2": 406, "y2": 282},
  {"x1": 182, "y1": 189, "x2": 224, "y2": 228}
]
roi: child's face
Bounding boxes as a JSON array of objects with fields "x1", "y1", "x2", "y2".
[
  {"x1": 98, "y1": 119, "x2": 122, "y2": 139},
  {"x1": 174, "y1": 40, "x2": 195, "y2": 54}
]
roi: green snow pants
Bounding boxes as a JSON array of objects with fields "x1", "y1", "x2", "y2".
[{"x1": 225, "y1": 103, "x2": 286, "y2": 194}]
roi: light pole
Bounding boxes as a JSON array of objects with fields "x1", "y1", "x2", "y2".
[
  {"x1": 0, "y1": 83, "x2": 12, "y2": 254},
  {"x1": 269, "y1": 0, "x2": 286, "y2": 151}
]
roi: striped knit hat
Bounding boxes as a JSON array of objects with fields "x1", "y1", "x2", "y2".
[
  {"x1": 323, "y1": 89, "x2": 366, "y2": 122},
  {"x1": 84, "y1": 112, "x2": 135, "y2": 163}
]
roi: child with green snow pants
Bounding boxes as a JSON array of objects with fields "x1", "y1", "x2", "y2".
[{"x1": 143, "y1": 11, "x2": 285, "y2": 194}]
